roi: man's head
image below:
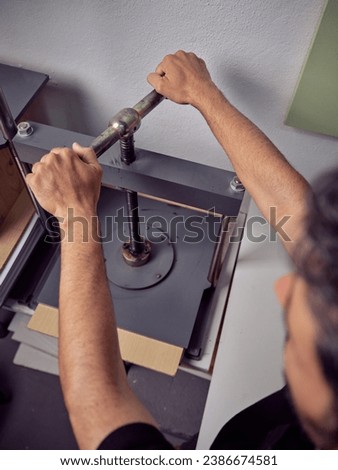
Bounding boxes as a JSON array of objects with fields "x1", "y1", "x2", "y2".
[{"x1": 275, "y1": 168, "x2": 338, "y2": 449}]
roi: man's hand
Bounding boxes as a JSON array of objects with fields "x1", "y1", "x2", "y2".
[
  {"x1": 147, "y1": 50, "x2": 216, "y2": 108},
  {"x1": 25, "y1": 143, "x2": 102, "y2": 220}
]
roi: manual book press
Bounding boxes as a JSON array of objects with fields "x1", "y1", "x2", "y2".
[{"x1": 0, "y1": 63, "x2": 247, "y2": 376}]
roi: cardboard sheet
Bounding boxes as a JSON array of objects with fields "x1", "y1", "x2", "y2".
[{"x1": 28, "y1": 303, "x2": 183, "y2": 376}]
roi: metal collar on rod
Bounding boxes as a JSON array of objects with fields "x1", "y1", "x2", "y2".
[{"x1": 90, "y1": 89, "x2": 164, "y2": 157}]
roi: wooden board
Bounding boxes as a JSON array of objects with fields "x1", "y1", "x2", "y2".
[
  {"x1": 138, "y1": 192, "x2": 223, "y2": 218},
  {"x1": 28, "y1": 303, "x2": 183, "y2": 376},
  {"x1": 0, "y1": 147, "x2": 24, "y2": 223},
  {"x1": 0, "y1": 187, "x2": 35, "y2": 270}
]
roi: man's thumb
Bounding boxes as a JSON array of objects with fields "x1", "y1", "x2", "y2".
[{"x1": 72, "y1": 142, "x2": 97, "y2": 164}]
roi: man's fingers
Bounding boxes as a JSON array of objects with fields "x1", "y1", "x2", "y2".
[
  {"x1": 31, "y1": 161, "x2": 41, "y2": 173},
  {"x1": 40, "y1": 152, "x2": 54, "y2": 164},
  {"x1": 48, "y1": 145, "x2": 96, "y2": 165},
  {"x1": 72, "y1": 142, "x2": 97, "y2": 165},
  {"x1": 155, "y1": 62, "x2": 166, "y2": 76},
  {"x1": 147, "y1": 73, "x2": 163, "y2": 92},
  {"x1": 25, "y1": 172, "x2": 39, "y2": 195},
  {"x1": 25, "y1": 172, "x2": 33, "y2": 187},
  {"x1": 50, "y1": 147, "x2": 69, "y2": 155}
]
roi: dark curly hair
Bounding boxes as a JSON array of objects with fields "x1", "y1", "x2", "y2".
[{"x1": 296, "y1": 167, "x2": 338, "y2": 445}]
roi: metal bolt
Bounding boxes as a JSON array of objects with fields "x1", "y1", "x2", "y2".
[
  {"x1": 230, "y1": 175, "x2": 245, "y2": 192},
  {"x1": 156, "y1": 273, "x2": 162, "y2": 279},
  {"x1": 17, "y1": 121, "x2": 33, "y2": 137}
]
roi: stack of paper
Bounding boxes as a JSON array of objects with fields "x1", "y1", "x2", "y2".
[{"x1": 9, "y1": 311, "x2": 59, "y2": 376}]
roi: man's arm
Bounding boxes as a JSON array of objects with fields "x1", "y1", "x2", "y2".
[
  {"x1": 26, "y1": 144, "x2": 157, "y2": 449},
  {"x1": 148, "y1": 51, "x2": 309, "y2": 252}
]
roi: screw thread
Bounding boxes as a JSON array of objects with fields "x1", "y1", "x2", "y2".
[{"x1": 120, "y1": 136, "x2": 135, "y2": 164}]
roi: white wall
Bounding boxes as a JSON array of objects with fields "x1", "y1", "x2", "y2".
[{"x1": 0, "y1": 0, "x2": 336, "y2": 180}]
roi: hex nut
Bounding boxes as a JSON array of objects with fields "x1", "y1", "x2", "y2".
[
  {"x1": 17, "y1": 121, "x2": 33, "y2": 137},
  {"x1": 230, "y1": 176, "x2": 245, "y2": 192}
]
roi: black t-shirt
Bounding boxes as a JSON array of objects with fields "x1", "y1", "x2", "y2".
[
  {"x1": 98, "y1": 388, "x2": 314, "y2": 450},
  {"x1": 98, "y1": 423, "x2": 173, "y2": 450}
]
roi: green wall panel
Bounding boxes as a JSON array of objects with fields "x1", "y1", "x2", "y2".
[{"x1": 285, "y1": 0, "x2": 338, "y2": 138}]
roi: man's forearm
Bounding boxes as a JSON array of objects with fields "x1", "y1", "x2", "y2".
[
  {"x1": 59, "y1": 214, "x2": 156, "y2": 449},
  {"x1": 195, "y1": 85, "x2": 309, "y2": 249},
  {"x1": 59, "y1": 214, "x2": 123, "y2": 389}
]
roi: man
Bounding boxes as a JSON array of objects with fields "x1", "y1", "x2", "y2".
[{"x1": 26, "y1": 51, "x2": 338, "y2": 449}]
